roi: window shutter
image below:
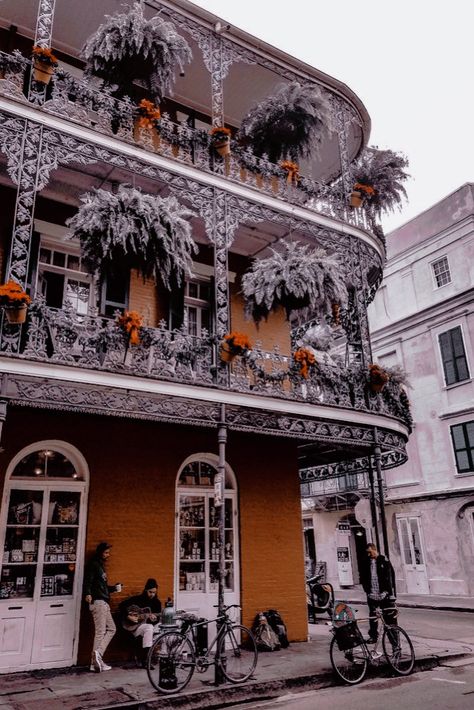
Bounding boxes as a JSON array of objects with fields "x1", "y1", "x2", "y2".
[
  {"x1": 168, "y1": 280, "x2": 185, "y2": 331},
  {"x1": 439, "y1": 331, "x2": 455, "y2": 385},
  {"x1": 26, "y1": 231, "x2": 40, "y2": 296}
]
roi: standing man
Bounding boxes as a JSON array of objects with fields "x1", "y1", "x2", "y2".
[
  {"x1": 84, "y1": 542, "x2": 119, "y2": 672},
  {"x1": 360, "y1": 543, "x2": 396, "y2": 642}
]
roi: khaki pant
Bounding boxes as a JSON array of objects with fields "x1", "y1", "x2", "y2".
[
  {"x1": 90, "y1": 600, "x2": 116, "y2": 657},
  {"x1": 133, "y1": 622, "x2": 154, "y2": 649}
]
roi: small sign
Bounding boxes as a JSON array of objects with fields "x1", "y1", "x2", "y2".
[{"x1": 214, "y1": 473, "x2": 223, "y2": 507}]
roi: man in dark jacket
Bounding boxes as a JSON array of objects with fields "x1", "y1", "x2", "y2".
[
  {"x1": 84, "y1": 542, "x2": 120, "y2": 671},
  {"x1": 359, "y1": 543, "x2": 396, "y2": 642},
  {"x1": 119, "y1": 578, "x2": 162, "y2": 667}
]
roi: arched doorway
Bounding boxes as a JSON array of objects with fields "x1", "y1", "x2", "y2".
[
  {"x1": 175, "y1": 455, "x2": 239, "y2": 627},
  {"x1": 335, "y1": 514, "x2": 367, "y2": 587},
  {"x1": 0, "y1": 441, "x2": 88, "y2": 672}
]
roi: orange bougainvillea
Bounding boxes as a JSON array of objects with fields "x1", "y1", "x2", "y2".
[
  {"x1": 293, "y1": 347, "x2": 316, "y2": 379},
  {"x1": 354, "y1": 182, "x2": 375, "y2": 197},
  {"x1": 117, "y1": 310, "x2": 143, "y2": 346},
  {"x1": 0, "y1": 281, "x2": 31, "y2": 306},
  {"x1": 368, "y1": 363, "x2": 389, "y2": 389},
  {"x1": 136, "y1": 99, "x2": 161, "y2": 129},
  {"x1": 210, "y1": 126, "x2": 231, "y2": 139},
  {"x1": 32, "y1": 45, "x2": 58, "y2": 66},
  {"x1": 223, "y1": 331, "x2": 252, "y2": 354},
  {"x1": 280, "y1": 160, "x2": 300, "y2": 185}
]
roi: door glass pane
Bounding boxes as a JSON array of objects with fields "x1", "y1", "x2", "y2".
[
  {"x1": 399, "y1": 519, "x2": 413, "y2": 565},
  {"x1": 179, "y1": 495, "x2": 205, "y2": 593},
  {"x1": 41, "y1": 491, "x2": 81, "y2": 597},
  {"x1": 65, "y1": 279, "x2": 90, "y2": 315},
  {"x1": 2, "y1": 490, "x2": 43, "y2": 599},
  {"x1": 409, "y1": 519, "x2": 424, "y2": 565}
]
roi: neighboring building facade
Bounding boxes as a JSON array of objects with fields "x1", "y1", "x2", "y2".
[
  {"x1": 0, "y1": 0, "x2": 409, "y2": 673},
  {"x1": 369, "y1": 184, "x2": 474, "y2": 596}
]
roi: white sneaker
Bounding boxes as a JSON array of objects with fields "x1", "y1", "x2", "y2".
[{"x1": 101, "y1": 661, "x2": 112, "y2": 671}]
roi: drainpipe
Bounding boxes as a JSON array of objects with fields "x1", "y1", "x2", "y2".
[
  {"x1": 367, "y1": 456, "x2": 380, "y2": 551},
  {"x1": 374, "y1": 428, "x2": 390, "y2": 559},
  {"x1": 214, "y1": 403, "x2": 227, "y2": 685}
]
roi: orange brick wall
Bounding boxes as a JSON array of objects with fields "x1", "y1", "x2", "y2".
[
  {"x1": 230, "y1": 287, "x2": 291, "y2": 355},
  {"x1": 128, "y1": 270, "x2": 161, "y2": 326},
  {"x1": 0, "y1": 407, "x2": 307, "y2": 664}
]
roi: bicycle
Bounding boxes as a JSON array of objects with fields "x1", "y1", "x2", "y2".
[
  {"x1": 147, "y1": 603, "x2": 258, "y2": 694},
  {"x1": 330, "y1": 606, "x2": 415, "y2": 685}
]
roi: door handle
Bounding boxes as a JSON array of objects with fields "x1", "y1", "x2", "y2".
[
  {"x1": 50, "y1": 604, "x2": 64, "y2": 608},
  {"x1": 8, "y1": 606, "x2": 23, "y2": 610}
]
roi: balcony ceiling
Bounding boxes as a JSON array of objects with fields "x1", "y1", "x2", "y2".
[{"x1": 0, "y1": 0, "x2": 367, "y2": 182}]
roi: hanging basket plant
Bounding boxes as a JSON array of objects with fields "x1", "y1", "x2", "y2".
[
  {"x1": 352, "y1": 147, "x2": 410, "y2": 217},
  {"x1": 237, "y1": 82, "x2": 332, "y2": 163},
  {"x1": 135, "y1": 98, "x2": 161, "y2": 130},
  {"x1": 31, "y1": 45, "x2": 58, "y2": 85},
  {"x1": 67, "y1": 185, "x2": 197, "y2": 288},
  {"x1": 241, "y1": 241, "x2": 348, "y2": 323},
  {"x1": 0, "y1": 280, "x2": 31, "y2": 324},
  {"x1": 81, "y1": 2, "x2": 192, "y2": 100}
]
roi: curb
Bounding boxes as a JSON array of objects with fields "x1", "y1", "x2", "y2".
[
  {"x1": 340, "y1": 599, "x2": 474, "y2": 614},
  {"x1": 94, "y1": 651, "x2": 473, "y2": 710}
]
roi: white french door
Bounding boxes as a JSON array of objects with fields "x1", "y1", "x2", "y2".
[
  {"x1": 0, "y1": 482, "x2": 86, "y2": 671},
  {"x1": 396, "y1": 515, "x2": 429, "y2": 594}
]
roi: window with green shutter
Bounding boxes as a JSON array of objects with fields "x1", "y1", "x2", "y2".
[
  {"x1": 451, "y1": 422, "x2": 474, "y2": 473},
  {"x1": 438, "y1": 327, "x2": 470, "y2": 385}
]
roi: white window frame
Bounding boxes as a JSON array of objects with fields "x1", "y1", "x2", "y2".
[
  {"x1": 430, "y1": 255, "x2": 452, "y2": 289},
  {"x1": 184, "y1": 277, "x2": 211, "y2": 337}
]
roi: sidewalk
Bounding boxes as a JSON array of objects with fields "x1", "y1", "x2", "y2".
[
  {"x1": 333, "y1": 588, "x2": 474, "y2": 613},
  {"x1": 1, "y1": 622, "x2": 472, "y2": 710}
]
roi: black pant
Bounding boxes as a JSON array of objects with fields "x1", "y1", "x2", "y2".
[{"x1": 367, "y1": 597, "x2": 397, "y2": 640}]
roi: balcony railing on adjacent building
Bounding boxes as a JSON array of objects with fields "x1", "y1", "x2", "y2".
[{"x1": 0, "y1": 51, "x2": 378, "y2": 239}]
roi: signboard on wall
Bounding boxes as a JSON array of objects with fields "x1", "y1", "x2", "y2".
[{"x1": 336, "y1": 522, "x2": 354, "y2": 586}]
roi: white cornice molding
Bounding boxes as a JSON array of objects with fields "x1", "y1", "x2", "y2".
[
  {"x1": 0, "y1": 357, "x2": 409, "y2": 437},
  {"x1": 0, "y1": 97, "x2": 383, "y2": 259}
]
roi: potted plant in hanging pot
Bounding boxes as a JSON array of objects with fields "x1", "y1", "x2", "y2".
[
  {"x1": 293, "y1": 347, "x2": 316, "y2": 379},
  {"x1": 0, "y1": 280, "x2": 31, "y2": 324},
  {"x1": 351, "y1": 146, "x2": 410, "y2": 218},
  {"x1": 280, "y1": 160, "x2": 300, "y2": 186},
  {"x1": 31, "y1": 45, "x2": 58, "y2": 85},
  {"x1": 237, "y1": 81, "x2": 332, "y2": 168},
  {"x1": 117, "y1": 310, "x2": 143, "y2": 346},
  {"x1": 368, "y1": 363, "x2": 390, "y2": 393},
  {"x1": 66, "y1": 185, "x2": 197, "y2": 290},
  {"x1": 349, "y1": 182, "x2": 375, "y2": 208},
  {"x1": 220, "y1": 332, "x2": 252, "y2": 363},
  {"x1": 209, "y1": 126, "x2": 232, "y2": 157},
  {"x1": 81, "y1": 3, "x2": 191, "y2": 102},
  {"x1": 134, "y1": 98, "x2": 161, "y2": 149},
  {"x1": 241, "y1": 241, "x2": 348, "y2": 324}
]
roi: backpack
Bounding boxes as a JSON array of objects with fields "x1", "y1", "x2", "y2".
[
  {"x1": 263, "y1": 609, "x2": 290, "y2": 649},
  {"x1": 252, "y1": 613, "x2": 281, "y2": 651}
]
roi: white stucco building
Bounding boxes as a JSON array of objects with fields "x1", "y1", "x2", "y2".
[{"x1": 369, "y1": 183, "x2": 474, "y2": 596}]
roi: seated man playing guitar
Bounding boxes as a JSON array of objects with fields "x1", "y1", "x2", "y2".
[{"x1": 119, "y1": 578, "x2": 162, "y2": 667}]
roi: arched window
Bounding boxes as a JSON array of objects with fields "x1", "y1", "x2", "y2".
[{"x1": 11, "y1": 449, "x2": 82, "y2": 479}]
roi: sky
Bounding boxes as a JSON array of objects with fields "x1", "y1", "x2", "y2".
[{"x1": 191, "y1": 0, "x2": 474, "y2": 234}]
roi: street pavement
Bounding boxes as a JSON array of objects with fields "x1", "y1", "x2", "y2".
[{"x1": 0, "y1": 603, "x2": 472, "y2": 710}]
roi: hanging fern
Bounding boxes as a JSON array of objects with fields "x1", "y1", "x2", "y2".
[
  {"x1": 241, "y1": 241, "x2": 348, "y2": 323},
  {"x1": 82, "y1": 3, "x2": 192, "y2": 100},
  {"x1": 237, "y1": 82, "x2": 332, "y2": 163},
  {"x1": 67, "y1": 185, "x2": 197, "y2": 288},
  {"x1": 353, "y1": 146, "x2": 410, "y2": 217}
]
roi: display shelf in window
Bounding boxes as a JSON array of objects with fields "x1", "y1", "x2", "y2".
[
  {"x1": 40, "y1": 563, "x2": 75, "y2": 597},
  {"x1": 179, "y1": 495, "x2": 205, "y2": 527},
  {"x1": 48, "y1": 491, "x2": 80, "y2": 525},
  {"x1": 210, "y1": 561, "x2": 234, "y2": 591},
  {"x1": 179, "y1": 529, "x2": 205, "y2": 560},
  {"x1": 178, "y1": 562, "x2": 205, "y2": 592},
  {"x1": 44, "y1": 527, "x2": 78, "y2": 563},
  {"x1": 3, "y1": 526, "x2": 40, "y2": 564},
  {"x1": 7, "y1": 490, "x2": 43, "y2": 525},
  {"x1": 0, "y1": 564, "x2": 35, "y2": 599},
  {"x1": 208, "y1": 498, "x2": 232, "y2": 528}
]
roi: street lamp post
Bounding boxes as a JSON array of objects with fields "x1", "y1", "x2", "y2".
[{"x1": 214, "y1": 403, "x2": 227, "y2": 685}]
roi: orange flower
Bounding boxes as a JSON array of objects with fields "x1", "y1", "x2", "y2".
[
  {"x1": 210, "y1": 126, "x2": 231, "y2": 139},
  {"x1": 136, "y1": 99, "x2": 161, "y2": 129},
  {"x1": 294, "y1": 347, "x2": 316, "y2": 379},
  {"x1": 32, "y1": 45, "x2": 58, "y2": 66},
  {"x1": 280, "y1": 160, "x2": 300, "y2": 185},
  {"x1": 223, "y1": 331, "x2": 252, "y2": 353},
  {"x1": 368, "y1": 363, "x2": 389, "y2": 385},
  {"x1": 354, "y1": 182, "x2": 375, "y2": 197},
  {"x1": 0, "y1": 280, "x2": 31, "y2": 306},
  {"x1": 117, "y1": 310, "x2": 143, "y2": 346}
]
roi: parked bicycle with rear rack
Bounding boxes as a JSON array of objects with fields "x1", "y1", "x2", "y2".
[
  {"x1": 147, "y1": 603, "x2": 258, "y2": 694},
  {"x1": 330, "y1": 604, "x2": 415, "y2": 685}
]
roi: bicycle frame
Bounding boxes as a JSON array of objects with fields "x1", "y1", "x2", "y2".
[
  {"x1": 352, "y1": 607, "x2": 399, "y2": 663},
  {"x1": 180, "y1": 610, "x2": 238, "y2": 667}
]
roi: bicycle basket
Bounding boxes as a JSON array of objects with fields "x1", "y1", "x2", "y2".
[{"x1": 333, "y1": 621, "x2": 362, "y2": 651}]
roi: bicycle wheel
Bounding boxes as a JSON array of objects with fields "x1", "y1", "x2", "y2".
[
  {"x1": 218, "y1": 624, "x2": 258, "y2": 683},
  {"x1": 382, "y1": 625, "x2": 415, "y2": 675},
  {"x1": 329, "y1": 635, "x2": 368, "y2": 685},
  {"x1": 147, "y1": 631, "x2": 195, "y2": 694}
]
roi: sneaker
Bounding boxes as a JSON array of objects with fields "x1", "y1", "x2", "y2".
[
  {"x1": 101, "y1": 661, "x2": 112, "y2": 671},
  {"x1": 92, "y1": 650, "x2": 102, "y2": 672},
  {"x1": 89, "y1": 664, "x2": 98, "y2": 672}
]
